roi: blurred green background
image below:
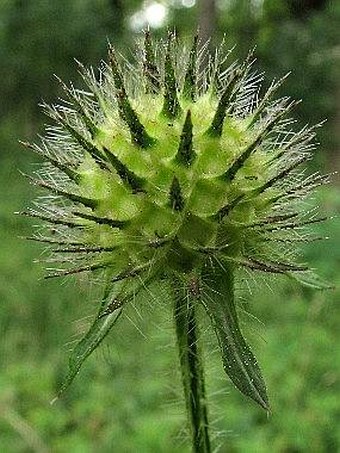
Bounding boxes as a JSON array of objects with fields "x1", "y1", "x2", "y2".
[{"x1": 1, "y1": 0, "x2": 339, "y2": 451}]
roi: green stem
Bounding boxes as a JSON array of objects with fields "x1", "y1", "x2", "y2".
[{"x1": 173, "y1": 277, "x2": 211, "y2": 453}]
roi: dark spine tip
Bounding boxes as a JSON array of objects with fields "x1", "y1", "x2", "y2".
[
  {"x1": 169, "y1": 176, "x2": 185, "y2": 212},
  {"x1": 109, "y1": 45, "x2": 154, "y2": 148},
  {"x1": 183, "y1": 34, "x2": 198, "y2": 101},
  {"x1": 207, "y1": 68, "x2": 241, "y2": 137},
  {"x1": 103, "y1": 147, "x2": 145, "y2": 192},
  {"x1": 143, "y1": 30, "x2": 160, "y2": 94},
  {"x1": 175, "y1": 110, "x2": 196, "y2": 167},
  {"x1": 162, "y1": 34, "x2": 182, "y2": 119}
]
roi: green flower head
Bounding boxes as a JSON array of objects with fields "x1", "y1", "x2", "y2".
[{"x1": 22, "y1": 31, "x2": 329, "y2": 413}]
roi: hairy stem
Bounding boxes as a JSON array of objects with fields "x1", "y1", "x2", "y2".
[{"x1": 173, "y1": 277, "x2": 211, "y2": 453}]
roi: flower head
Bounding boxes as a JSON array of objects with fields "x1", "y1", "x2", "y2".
[{"x1": 22, "y1": 31, "x2": 329, "y2": 410}]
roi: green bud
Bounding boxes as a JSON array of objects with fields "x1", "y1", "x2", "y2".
[{"x1": 23, "y1": 32, "x2": 330, "y2": 440}]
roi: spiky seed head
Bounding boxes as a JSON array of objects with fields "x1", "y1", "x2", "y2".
[{"x1": 22, "y1": 31, "x2": 329, "y2": 409}]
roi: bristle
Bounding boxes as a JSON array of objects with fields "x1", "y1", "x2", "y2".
[
  {"x1": 183, "y1": 34, "x2": 198, "y2": 101},
  {"x1": 56, "y1": 76, "x2": 99, "y2": 138},
  {"x1": 254, "y1": 155, "x2": 309, "y2": 195},
  {"x1": 143, "y1": 29, "x2": 160, "y2": 94},
  {"x1": 109, "y1": 45, "x2": 154, "y2": 148},
  {"x1": 55, "y1": 113, "x2": 108, "y2": 168},
  {"x1": 169, "y1": 176, "x2": 185, "y2": 212},
  {"x1": 175, "y1": 110, "x2": 195, "y2": 167},
  {"x1": 161, "y1": 33, "x2": 182, "y2": 119},
  {"x1": 103, "y1": 147, "x2": 145, "y2": 192},
  {"x1": 20, "y1": 141, "x2": 80, "y2": 183},
  {"x1": 247, "y1": 73, "x2": 291, "y2": 130},
  {"x1": 221, "y1": 103, "x2": 291, "y2": 183}
]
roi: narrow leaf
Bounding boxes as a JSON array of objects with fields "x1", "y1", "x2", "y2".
[
  {"x1": 55, "y1": 303, "x2": 123, "y2": 399},
  {"x1": 201, "y1": 259, "x2": 269, "y2": 411}
]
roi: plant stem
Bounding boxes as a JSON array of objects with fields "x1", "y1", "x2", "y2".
[{"x1": 173, "y1": 279, "x2": 211, "y2": 453}]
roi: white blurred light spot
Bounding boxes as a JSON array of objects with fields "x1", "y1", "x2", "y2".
[
  {"x1": 181, "y1": 0, "x2": 196, "y2": 7},
  {"x1": 146, "y1": 3, "x2": 167, "y2": 27},
  {"x1": 129, "y1": 2, "x2": 168, "y2": 31}
]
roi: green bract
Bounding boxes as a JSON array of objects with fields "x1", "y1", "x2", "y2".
[{"x1": 22, "y1": 31, "x2": 329, "y2": 424}]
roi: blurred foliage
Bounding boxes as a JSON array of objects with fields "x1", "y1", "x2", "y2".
[{"x1": 0, "y1": 0, "x2": 339, "y2": 451}]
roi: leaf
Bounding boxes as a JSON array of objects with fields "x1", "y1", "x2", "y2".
[
  {"x1": 286, "y1": 270, "x2": 334, "y2": 290},
  {"x1": 53, "y1": 304, "x2": 123, "y2": 402},
  {"x1": 201, "y1": 259, "x2": 269, "y2": 411},
  {"x1": 53, "y1": 273, "x2": 157, "y2": 402}
]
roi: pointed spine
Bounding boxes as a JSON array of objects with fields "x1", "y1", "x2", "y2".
[
  {"x1": 45, "y1": 262, "x2": 108, "y2": 279},
  {"x1": 20, "y1": 210, "x2": 82, "y2": 228},
  {"x1": 240, "y1": 258, "x2": 308, "y2": 274},
  {"x1": 175, "y1": 110, "x2": 196, "y2": 167},
  {"x1": 108, "y1": 45, "x2": 154, "y2": 148},
  {"x1": 52, "y1": 246, "x2": 116, "y2": 254},
  {"x1": 263, "y1": 216, "x2": 328, "y2": 232},
  {"x1": 73, "y1": 211, "x2": 128, "y2": 229},
  {"x1": 183, "y1": 34, "x2": 198, "y2": 101},
  {"x1": 206, "y1": 68, "x2": 242, "y2": 136},
  {"x1": 162, "y1": 33, "x2": 182, "y2": 119},
  {"x1": 169, "y1": 176, "x2": 185, "y2": 212},
  {"x1": 143, "y1": 29, "x2": 160, "y2": 94},
  {"x1": 29, "y1": 177, "x2": 97, "y2": 210},
  {"x1": 103, "y1": 147, "x2": 145, "y2": 192}
]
